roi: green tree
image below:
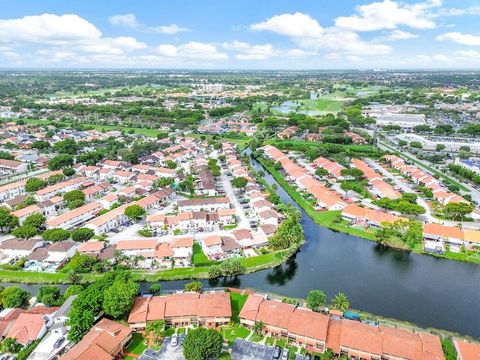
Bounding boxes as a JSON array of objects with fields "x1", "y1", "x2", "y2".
[
  {"x1": 48, "y1": 155, "x2": 74, "y2": 170},
  {"x1": 64, "y1": 190, "x2": 85, "y2": 205},
  {"x1": 208, "y1": 265, "x2": 222, "y2": 278},
  {"x1": 183, "y1": 328, "x2": 223, "y2": 360},
  {"x1": 23, "y1": 213, "x2": 46, "y2": 230},
  {"x1": 340, "y1": 168, "x2": 364, "y2": 179},
  {"x1": 63, "y1": 168, "x2": 75, "y2": 177},
  {"x1": 31, "y1": 140, "x2": 51, "y2": 151},
  {"x1": 37, "y1": 286, "x2": 61, "y2": 306},
  {"x1": 315, "y1": 168, "x2": 329, "y2": 177},
  {"x1": 306, "y1": 290, "x2": 327, "y2": 312},
  {"x1": 71, "y1": 228, "x2": 94, "y2": 242},
  {"x1": 42, "y1": 228, "x2": 70, "y2": 242},
  {"x1": 332, "y1": 292, "x2": 350, "y2": 312},
  {"x1": 0, "y1": 151, "x2": 15, "y2": 161},
  {"x1": 103, "y1": 278, "x2": 139, "y2": 319},
  {"x1": 1, "y1": 286, "x2": 30, "y2": 308},
  {"x1": 53, "y1": 138, "x2": 78, "y2": 155},
  {"x1": 231, "y1": 177, "x2": 248, "y2": 188},
  {"x1": 0, "y1": 337, "x2": 22, "y2": 353},
  {"x1": 219, "y1": 258, "x2": 243, "y2": 277},
  {"x1": 436, "y1": 144, "x2": 446, "y2": 151},
  {"x1": 184, "y1": 281, "x2": 202, "y2": 292},
  {"x1": 254, "y1": 321, "x2": 265, "y2": 336},
  {"x1": 444, "y1": 202, "x2": 474, "y2": 221},
  {"x1": 124, "y1": 205, "x2": 146, "y2": 221},
  {"x1": 25, "y1": 177, "x2": 47, "y2": 192},
  {"x1": 12, "y1": 225, "x2": 37, "y2": 239},
  {"x1": 63, "y1": 284, "x2": 84, "y2": 300},
  {"x1": 146, "y1": 319, "x2": 165, "y2": 344},
  {"x1": 0, "y1": 208, "x2": 19, "y2": 233},
  {"x1": 149, "y1": 284, "x2": 161, "y2": 295}
]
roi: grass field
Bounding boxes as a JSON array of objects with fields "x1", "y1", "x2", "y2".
[
  {"x1": 192, "y1": 243, "x2": 215, "y2": 267},
  {"x1": 297, "y1": 98, "x2": 344, "y2": 114},
  {"x1": 124, "y1": 333, "x2": 147, "y2": 359},
  {"x1": 230, "y1": 292, "x2": 248, "y2": 323}
]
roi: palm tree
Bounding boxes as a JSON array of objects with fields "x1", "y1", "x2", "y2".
[
  {"x1": 253, "y1": 321, "x2": 265, "y2": 336},
  {"x1": 332, "y1": 292, "x2": 350, "y2": 312}
]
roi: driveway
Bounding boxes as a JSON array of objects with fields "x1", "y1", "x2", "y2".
[
  {"x1": 141, "y1": 337, "x2": 184, "y2": 360},
  {"x1": 220, "y1": 169, "x2": 250, "y2": 230}
]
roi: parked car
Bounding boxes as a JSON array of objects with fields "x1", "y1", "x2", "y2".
[
  {"x1": 171, "y1": 334, "x2": 178, "y2": 346},
  {"x1": 304, "y1": 354, "x2": 312, "y2": 360},
  {"x1": 313, "y1": 356, "x2": 320, "y2": 360},
  {"x1": 53, "y1": 337, "x2": 65, "y2": 348},
  {"x1": 281, "y1": 349, "x2": 290, "y2": 360},
  {"x1": 273, "y1": 346, "x2": 282, "y2": 359}
]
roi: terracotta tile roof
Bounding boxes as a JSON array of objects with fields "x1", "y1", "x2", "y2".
[
  {"x1": 116, "y1": 239, "x2": 156, "y2": 251},
  {"x1": 454, "y1": 339, "x2": 480, "y2": 360},
  {"x1": 78, "y1": 241, "x2": 105, "y2": 253},
  {"x1": 203, "y1": 235, "x2": 222, "y2": 247},
  {"x1": 61, "y1": 318, "x2": 132, "y2": 360},
  {"x1": 128, "y1": 292, "x2": 231, "y2": 324},
  {"x1": 423, "y1": 223, "x2": 464, "y2": 240},
  {"x1": 171, "y1": 237, "x2": 194, "y2": 248},
  {"x1": 7, "y1": 313, "x2": 46, "y2": 345}
]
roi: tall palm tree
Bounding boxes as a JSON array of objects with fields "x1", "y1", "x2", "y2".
[{"x1": 332, "y1": 292, "x2": 350, "y2": 312}]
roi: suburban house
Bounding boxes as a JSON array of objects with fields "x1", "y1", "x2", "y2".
[
  {"x1": 35, "y1": 177, "x2": 87, "y2": 201},
  {"x1": 85, "y1": 203, "x2": 129, "y2": 235},
  {"x1": 342, "y1": 204, "x2": 404, "y2": 228},
  {"x1": 60, "y1": 318, "x2": 132, "y2": 360},
  {"x1": 453, "y1": 339, "x2": 480, "y2": 360},
  {"x1": 0, "y1": 238, "x2": 44, "y2": 262},
  {"x1": 177, "y1": 197, "x2": 231, "y2": 212},
  {"x1": 46, "y1": 201, "x2": 103, "y2": 230},
  {"x1": 240, "y1": 294, "x2": 329, "y2": 353},
  {"x1": 127, "y1": 292, "x2": 231, "y2": 329},
  {"x1": 26, "y1": 241, "x2": 77, "y2": 271},
  {"x1": 0, "y1": 158, "x2": 28, "y2": 174},
  {"x1": 240, "y1": 293, "x2": 444, "y2": 359},
  {"x1": 0, "y1": 180, "x2": 26, "y2": 202}
]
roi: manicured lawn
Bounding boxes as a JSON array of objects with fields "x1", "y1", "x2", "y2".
[
  {"x1": 230, "y1": 292, "x2": 248, "y2": 323},
  {"x1": 222, "y1": 323, "x2": 250, "y2": 344},
  {"x1": 265, "y1": 337, "x2": 275, "y2": 346},
  {"x1": 165, "y1": 327, "x2": 175, "y2": 336},
  {"x1": 124, "y1": 333, "x2": 147, "y2": 356},
  {"x1": 250, "y1": 332, "x2": 264, "y2": 342},
  {"x1": 192, "y1": 243, "x2": 214, "y2": 266},
  {"x1": 441, "y1": 338, "x2": 457, "y2": 360},
  {"x1": 298, "y1": 98, "x2": 344, "y2": 114}
]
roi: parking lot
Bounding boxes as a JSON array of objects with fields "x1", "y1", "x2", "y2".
[
  {"x1": 231, "y1": 339, "x2": 305, "y2": 360},
  {"x1": 139, "y1": 335, "x2": 185, "y2": 360}
]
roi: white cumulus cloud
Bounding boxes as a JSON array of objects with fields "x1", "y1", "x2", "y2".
[
  {"x1": 157, "y1": 42, "x2": 228, "y2": 60},
  {"x1": 109, "y1": 13, "x2": 139, "y2": 28},
  {"x1": 437, "y1": 32, "x2": 480, "y2": 46},
  {"x1": 334, "y1": 0, "x2": 439, "y2": 32}
]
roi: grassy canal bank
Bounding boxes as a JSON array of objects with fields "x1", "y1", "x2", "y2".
[
  {"x1": 257, "y1": 157, "x2": 480, "y2": 264},
  {"x1": 0, "y1": 247, "x2": 294, "y2": 285}
]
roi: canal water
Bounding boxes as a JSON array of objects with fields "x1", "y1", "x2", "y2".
[{"x1": 3, "y1": 153, "x2": 480, "y2": 338}]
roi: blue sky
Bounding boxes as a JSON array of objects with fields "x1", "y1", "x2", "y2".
[{"x1": 0, "y1": 0, "x2": 480, "y2": 69}]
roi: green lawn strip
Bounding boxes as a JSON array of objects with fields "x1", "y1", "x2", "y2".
[
  {"x1": 441, "y1": 338, "x2": 457, "y2": 360},
  {"x1": 230, "y1": 292, "x2": 249, "y2": 323},
  {"x1": 165, "y1": 327, "x2": 175, "y2": 337},
  {"x1": 265, "y1": 337, "x2": 275, "y2": 346},
  {"x1": 379, "y1": 142, "x2": 469, "y2": 192},
  {"x1": 192, "y1": 243, "x2": 215, "y2": 266},
  {"x1": 222, "y1": 323, "x2": 250, "y2": 344},
  {"x1": 0, "y1": 247, "x2": 291, "y2": 284},
  {"x1": 250, "y1": 333, "x2": 264, "y2": 342},
  {"x1": 124, "y1": 333, "x2": 147, "y2": 355}
]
